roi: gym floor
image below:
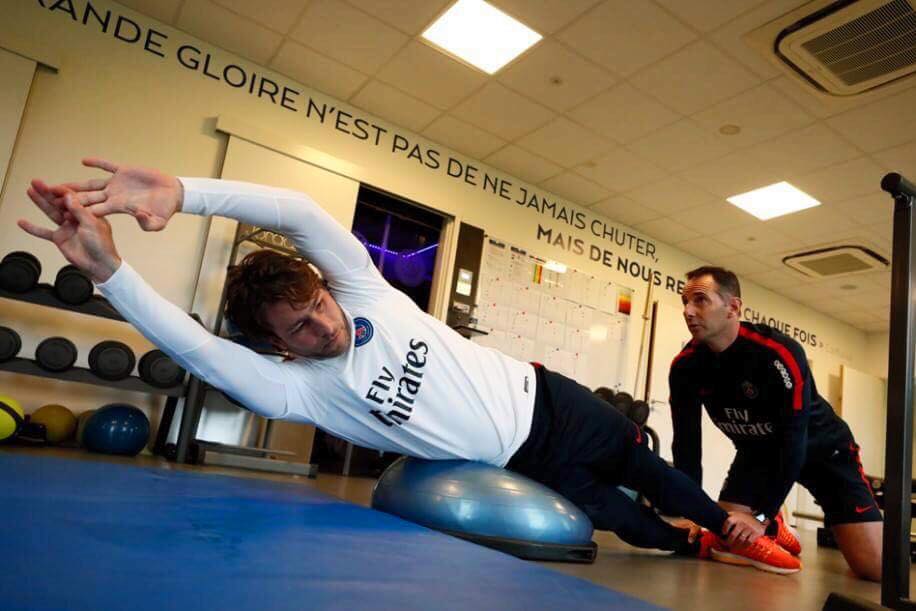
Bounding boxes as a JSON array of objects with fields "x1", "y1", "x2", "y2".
[{"x1": 5, "y1": 447, "x2": 897, "y2": 610}]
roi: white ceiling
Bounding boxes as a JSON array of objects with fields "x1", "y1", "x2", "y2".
[{"x1": 118, "y1": 0, "x2": 916, "y2": 334}]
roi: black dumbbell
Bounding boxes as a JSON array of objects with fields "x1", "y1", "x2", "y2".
[
  {"x1": 0, "y1": 251, "x2": 41, "y2": 293},
  {"x1": 0, "y1": 326, "x2": 22, "y2": 362},
  {"x1": 593, "y1": 386, "x2": 616, "y2": 405},
  {"x1": 628, "y1": 400, "x2": 650, "y2": 427},
  {"x1": 88, "y1": 340, "x2": 136, "y2": 381},
  {"x1": 138, "y1": 349, "x2": 185, "y2": 388},
  {"x1": 613, "y1": 391, "x2": 634, "y2": 416},
  {"x1": 35, "y1": 337, "x2": 78, "y2": 372},
  {"x1": 54, "y1": 265, "x2": 93, "y2": 305}
]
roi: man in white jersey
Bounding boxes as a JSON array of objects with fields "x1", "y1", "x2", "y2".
[{"x1": 19, "y1": 158, "x2": 776, "y2": 562}]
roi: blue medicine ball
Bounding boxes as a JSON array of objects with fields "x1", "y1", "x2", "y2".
[
  {"x1": 83, "y1": 403, "x2": 150, "y2": 456},
  {"x1": 372, "y1": 457, "x2": 596, "y2": 562}
]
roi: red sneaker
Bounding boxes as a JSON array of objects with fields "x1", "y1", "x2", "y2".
[
  {"x1": 696, "y1": 530, "x2": 725, "y2": 559},
  {"x1": 711, "y1": 535, "x2": 802, "y2": 575},
  {"x1": 773, "y1": 513, "x2": 802, "y2": 556}
]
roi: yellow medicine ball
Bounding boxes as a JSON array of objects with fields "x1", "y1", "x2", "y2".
[
  {"x1": 31, "y1": 403, "x2": 77, "y2": 444},
  {"x1": 0, "y1": 396, "x2": 25, "y2": 441}
]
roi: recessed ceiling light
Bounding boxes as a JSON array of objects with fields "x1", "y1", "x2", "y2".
[
  {"x1": 727, "y1": 181, "x2": 821, "y2": 220},
  {"x1": 422, "y1": 0, "x2": 542, "y2": 74}
]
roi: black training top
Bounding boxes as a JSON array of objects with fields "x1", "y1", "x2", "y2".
[{"x1": 668, "y1": 321, "x2": 851, "y2": 518}]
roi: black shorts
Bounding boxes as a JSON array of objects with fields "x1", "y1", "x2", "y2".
[{"x1": 719, "y1": 441, "x2": 882, "y2": 527}]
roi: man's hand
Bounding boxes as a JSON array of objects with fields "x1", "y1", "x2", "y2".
[
  {"x1": 722, "y1": 511, "x2": 765, "y2": 547},
  {"x1": 666, "y1": 517, "x2": 702, "y2": 543},
  {"x1": 33, "y1": 158, "x2": 183, "y2": 231},
  {"x1": 19, "y1": 191, "x2": 122, "y2": 283}
]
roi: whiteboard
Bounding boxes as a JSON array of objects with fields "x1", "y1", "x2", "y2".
[{"x1": 472, "y1": 237, "x2": 631, "y2": 390}]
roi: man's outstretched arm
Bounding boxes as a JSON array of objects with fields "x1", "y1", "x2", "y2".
[
  {"x1": 18, "y1": 189, "x2": 302, "y2": 421},
  {"x1": 179, "y1": 177, "x2": 378, "y2": 285},
  {"x1": 39, "y1": 158, "x2": 380, "y2": 285}
]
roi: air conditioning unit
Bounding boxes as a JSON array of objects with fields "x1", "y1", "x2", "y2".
[
  {"x1": 783, "y1": 244, "x2": 889, "y2": 277},
  {"x1": 747, "y1": 0, "x2": 916, "y2": 96}
]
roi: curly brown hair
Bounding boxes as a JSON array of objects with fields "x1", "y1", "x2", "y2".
[{"x1": 225, "y1": 249, "x2": 324, "y2": 340}]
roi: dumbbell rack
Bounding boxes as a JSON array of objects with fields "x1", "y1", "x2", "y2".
[{"x1": 0, "y1": 283, "x2": 186, "y2": 443}]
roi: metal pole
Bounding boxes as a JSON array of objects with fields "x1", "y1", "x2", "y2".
[{"x1": 881, "y1": 172, "x2": 916, "y2": 609}]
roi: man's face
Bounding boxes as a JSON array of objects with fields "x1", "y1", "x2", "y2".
[
  {"x1": 263, "y1": 288, "x2": 350, "y2": 358},
  {"x1": 681, "y1": 275, "x2": 739, "y2": 344}
]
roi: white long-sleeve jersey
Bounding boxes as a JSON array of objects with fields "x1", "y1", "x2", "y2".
[{"x1": 97, "y1": 178, "x2": 536, "y2": 466}]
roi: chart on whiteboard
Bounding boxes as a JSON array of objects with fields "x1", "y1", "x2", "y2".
[{"x1": 471, "y1": 236, "x2": 632, "y2": 391}]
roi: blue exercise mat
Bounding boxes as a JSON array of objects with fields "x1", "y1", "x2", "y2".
[{"x1": 0, "y1": 454, "x2": 663, "y2": 611}]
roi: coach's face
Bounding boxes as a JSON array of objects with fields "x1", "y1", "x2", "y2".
[{"x1": 682, "y1": 274, "x2": 740, "y2": 346}]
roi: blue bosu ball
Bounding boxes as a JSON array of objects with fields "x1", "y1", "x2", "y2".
[
  {"x1": 372, "y1": 457, "x2": 597, "y2": 563},
  {"x1": 83, "y1": 403, "x2": 150, "y2": 456}
]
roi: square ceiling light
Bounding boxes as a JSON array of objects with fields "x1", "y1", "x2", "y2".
[
  {"x1": 726, "y1": 181, "x2": 821, "y2": 220},
  {"x1": 422, "y1": 0, "x2": 542, "y2": 74}
]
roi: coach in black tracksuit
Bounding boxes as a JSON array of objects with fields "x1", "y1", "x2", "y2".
[{"x1": 669, "y1": 266, "x2": 882, "y2": 581}]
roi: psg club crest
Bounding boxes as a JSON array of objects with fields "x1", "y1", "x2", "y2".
[
  {"x1": 354, "y1": 317, "x2": 374, "y2": 347},
  {"x1": 741, "y1": 381, "x2": 758, "y2": 399}
]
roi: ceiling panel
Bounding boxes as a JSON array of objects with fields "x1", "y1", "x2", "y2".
[
  {"x1": 635, "y1": 217, "x2": 701, "y2": 245},
  {"x1": 590, "y1": 195, "x2": 662, "y2": 227},
  {"x1": 271, "y1": 41, "x2": 368, "y2": 101},
  {"x1": 674, "y1": 236, "x2": 740, "y2": 262},
  {"x1": 540, "y1": 172, "x2": 611, "y2": 205},
  {"x1": 345, "y1": 0, "x2": 451, "y2": 35},
  {"x1": 628, "y1": 119, "x2": 734, "y2": 173},
  {"x1": 557, "y1": 0, "x2": 696, "y2": 77},
  {"x1": 748, "y1": 123, "x2": 862, "y2": 178},
  {"x1": 516, "y1": 117, "x2": 612, "y2": 167},
  {"x1": 574, "y1": 147, "x2": 666, "y2": 193},
  {"x1": 212, "y1": 0, "x2": 307, "y2": 34},
  {"x1": 567, "y1": 83, "x2": 681, "y2": 144},
  {"x1": 422, "y1": 115, "x2": 507, "y2": 160},
  {"x1": 691, "y1": 82, "x2": 815, "y2": 149},
  {"x1": 377, "y1": 41, "x2": 488, "y2": 110},
  {"x1": 178, "y1": 0, "x2": 284, "y2": 64},
  {"x1": 790, "y1": 157, "x2": 891, "y2": 205},
  {"x1": 826, "y1": 86, "x2": 916, "y2": 153},
  {"x1": 654, "y1": 0, "x2": 767, "y2": 33},
  {"x1": 629, "y1": 41, "x2": 761, "y2": 115},
  {"x1": 349, "y1": 80, "x2": 440, "y2": 132},
  {"x1": 498, "y1": 40, "x2": 615, "y2": 112},
  {"x1": 452, "y1": 82, "x2": 555, "y2": 140},
  {"x1": 484, "y1": 145, "x2": 562, "y2": 185},
  {"x1": 488, "y1": 0, "x2": 603, "y2": 35},
  {"x1": 667, "y1": 201, "x2": 755, "y2": 235},
  {"x1": 625, "y1": 176, "x2": 720, "y2": 217},
  {"x1": 117, "y1": 0, "x2": 183, "y2": 24},
  {"x1": 289, "y1": 0, "x2": 408, "y2": 73}
]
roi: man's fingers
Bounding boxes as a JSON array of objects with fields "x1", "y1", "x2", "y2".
[
  {"x1": 27, "y1": 187, "x2": 65, "y2": 224},
  {"x1": 63, "y1": 193, "x2": 93, "y2": 223},
  {"x1": 72, "y1": 190, "x2": 107, "y2": 206},
  {"x1": 86, "y1": 201, "x2": 119, "y2": 217},
  {"x1": 83, "y1": 157, "x2": 119, "y2": 174},
  {"x1": 60, "y1": 177, "x2": 109, "y2": 193},
  {"x1": 18, "y1": 218, "x2": 55, "y2": 241}
]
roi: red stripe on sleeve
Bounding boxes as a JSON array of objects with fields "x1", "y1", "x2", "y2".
[
  {"x1": 739, "y1": 327, "x2": 804, "y2": 410},
  {"x1": 670, "y1": 342, "x2": 696, "y2": 369}
]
